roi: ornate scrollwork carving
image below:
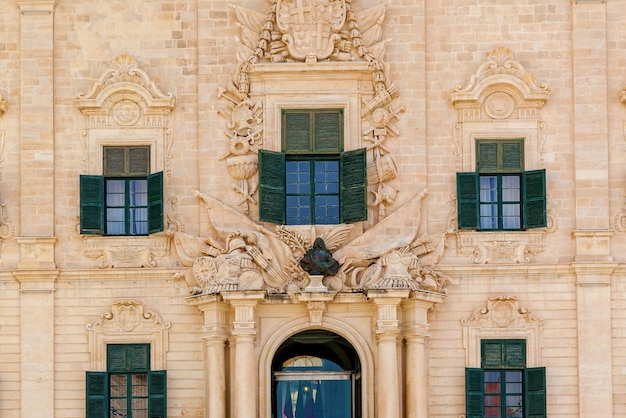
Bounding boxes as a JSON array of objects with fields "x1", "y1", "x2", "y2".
[{"x1": 221, "y1": 0, "x2": 402, "y2": 217}]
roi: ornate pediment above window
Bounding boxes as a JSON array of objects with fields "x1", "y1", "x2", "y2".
[
  {"x1": 86, "y1": 300, "x2": 171, "y2": 370},
  {"x1": 75, "y1": 54, "x2": 176, "y2": 176},
  {"x1": 449, "y1": 46, "x2": 551, "y2": 172},
  {"x1": 450, "y1": 46, "x2": 551, "y2": 122},
  {"x1": 75, "y1": 54, "x2": 175, "y2": 127},
  {"x1": 462, "y1": 296, "x2": 544, "y2": 367}
]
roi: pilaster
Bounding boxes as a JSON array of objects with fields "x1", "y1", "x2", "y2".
[
  {"x1": 13, "y1": 269, "x2": 58, "y2": 418},
  {"x1": 17, "y1": 0, "x2": 57, "y2": 240},
  {"x1": 573, "y1": 263, "x2": 616, "y2": 418},
  {"x1": 572, "y1": 1, "x2": 611, "y2": 244}
]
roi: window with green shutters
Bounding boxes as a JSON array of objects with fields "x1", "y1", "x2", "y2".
[
  {"x1": 259, "y1": 109, "x2": 367, "y2": 225},
  {"x1": 457, "y1": 139, "x2": 546, "y2": 231},
  {"x1": 80, "y1": 146, "x2": 164, "y2": 235},
  {"x1": 86, "y1": 344, "x2": 167, "y2": 418},
  {"x1": 466, "y1": 339, "x2": 546, "y2": 418}
]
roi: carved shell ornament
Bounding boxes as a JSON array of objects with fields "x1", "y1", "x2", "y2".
[{"x1": 219, "y1": 0, "x2": 403, "y2": 218}]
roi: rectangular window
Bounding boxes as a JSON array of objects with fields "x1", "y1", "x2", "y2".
[
  {"x1": 80, "y1": 146, "x2": 164, "y2": 236},
  {"x1": 86, "y1": 344, "x2": 167, "y2": 418},
  {"x1": 466, "y1": 339, "x2": 546, "y2": 418},
  {"x1": 457, "y1": 140, "x2": 546, "y2": 231},
  {"x1": 259, "y1": 109, "x2": 367, "y2": 225}
]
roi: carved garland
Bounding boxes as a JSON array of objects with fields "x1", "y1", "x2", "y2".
[{"x1": 219, "y1": 0, "x2": 403, "y2": 217}]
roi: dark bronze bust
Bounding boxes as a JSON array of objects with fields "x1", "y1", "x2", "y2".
[{"x1": 300, "y1": 238, "x2": 340, "y2": 276}]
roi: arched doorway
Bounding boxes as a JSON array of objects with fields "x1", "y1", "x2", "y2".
[{"x1": 272, "y1": 330, "x2": 362, "y2": 418}]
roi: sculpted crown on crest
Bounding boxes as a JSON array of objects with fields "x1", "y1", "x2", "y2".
[{"x1": 277, "y1": 0, "x2": 347, "y2": 61}]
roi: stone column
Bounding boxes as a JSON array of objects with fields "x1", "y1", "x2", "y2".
[
  {"x1": 402, "y1": 293, "x2": 445, "y2": 418},
  {"x1": 186, "y1": 295, "x2": 231, "y2": 418},
  {"x1": 574, "y1": 264, "x2": 615, "y2": 418},
  {"x1": 368, "y1": 289, "x2": 410, "y2": 418},
  {"x1": 16, "y1": 0, "x2": 57, "y2": 268},
  {"x1": 222, "y1": 291, "x2": 265, "y2": 418},
  {"x1": 13, "y1": 271, "x2": 58, "y2": 418},
  {"x1": 571, "y1": 0, "x2": 613, "y2": 261}
]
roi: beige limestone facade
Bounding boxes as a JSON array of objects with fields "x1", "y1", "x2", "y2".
[{"x1": 1, "y1": 0, "x2": 626, "y2": 417}]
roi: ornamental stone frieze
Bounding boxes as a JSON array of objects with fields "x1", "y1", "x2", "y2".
[
  {"x1": 82, "y1": 236, "x2": 171, "y2": 269},
  {"x1": 173, "y1": 189, "x2": 452, "y2": 297},
  {"x1": 219, "y1": 0, "x2": 403, "y2": 218}
]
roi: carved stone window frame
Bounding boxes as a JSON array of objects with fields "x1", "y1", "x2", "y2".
[
  {"x1": 249, "y1": 62, "x2": 371, "y2": 153},
  {"x1": 86, "y1": 300, "x2": 171, "y2": 371},
  {"x1": 461, "y1": 296, "x2": 544, "y2": 368},
  {"x1": 449, "y1": 47, "x2": 553, "y2": 264},
  {"x1": 75, "y1": 55, "x2": 175, "y2": 267}
]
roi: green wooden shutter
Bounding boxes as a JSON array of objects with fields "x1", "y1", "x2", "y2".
[
  {"x1": 148, "y1": 171, "x2": 164, "y2": 234},
  {"x1": 457, "y1": 172, "x2": 479, "y2": 229},
  {"x1": 482, "y1": 340, "x2": 504, "y2": 368},
  {"x1": 465, "y1": 368, "x2": 484, "y2": 418},
  {"x1": 148, "y1": 370, "x2": 167, "y2": 418},
  {"x1": 80, "y1": 175, "x2": 104, "y2": 235},
  {"x1": 314, "y1": 110, "x2": 342, "y2": 152},
  {"x1": 86, "y1": 371, "x2": 108, "y2": 418},
  {"x1": 129, "y1": 147, "x2": 150, "y2": 176},
  {"x1": 523, "y1": 169, "x2": 546, "y2": 229},
  {"x1": 283, "y1": 111, "x2": 312, "y2": 152},
  {"x1": 258, "y1": 149, "x2": 286, "y2": 224},
  {"x1": 501, "y1": 142, "x2": 523, "y2": 172},
  {"x1": 482, "y1": 340, "x2": 526, "y2": 368},
  {"x1": 340, "y1": 148, "x2": 367, "y2": 223},
  {"x1": 524, "y1": 367, "x2": 546, "y2": 418},
  {"x1": 477, "y1": 142, "x2": 498, "y2": 172},
  {"x1": 108, "y1": 344, "x2": 150, "y2": 373},
  {"x1": 104, "y1": 147, "x2": 126, "y2": 176},
  {"x1": 504, "y1": 340, "x2": 526, "y2": 368}
]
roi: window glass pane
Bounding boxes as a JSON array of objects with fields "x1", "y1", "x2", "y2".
[
  {"x1": 501, "y1": 176, "x2": 520, "y2": 200},
  {"x1": 129, "y1": 180, "x2": 147, "y2": 206},
  {"x1": 479, "y1": 204, "x2": 498, "y2": 229},
  {"x1": 110, "y1": 375, "x2": 127, "y2": 397},
  {"x1": 107, "y1": 208, "x2": 126, "y2": 235},
  {"x1": 502, "y1": 204, "x2": 521, "y2": 229},
  {"x1": 506, "y1": 396, "x2": 523, "y2": 417},
  {"x1": 110, "y1": 399, "x2": 127, "y2": 418},
  {"x1": 485, "y1": 406, "x2": 501, "y2": 417}
]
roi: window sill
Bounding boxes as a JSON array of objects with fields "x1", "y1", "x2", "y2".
[
  {"x1": 455, "y1": 230, "x2": 546, "y2": 264},
  {"x1": 82, "y1": 234, "x2": 170, "y2": 268}
]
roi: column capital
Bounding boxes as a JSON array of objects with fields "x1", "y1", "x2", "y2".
[
  {"x1": 186, "y1": 294, "x2": 231, "y2": 339},
  {"x1": 367, "y1": 289, "x2": 410, "y2": 333},
  {"x1": 222, "y1": 290, "x2": 265, "y2": 335}
]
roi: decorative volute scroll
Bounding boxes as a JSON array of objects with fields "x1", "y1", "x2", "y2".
[
  {"x1": 86, "y1": 300, "x2": 171, "y2": 370},
  {"x1": 75, "y1": 54, "x2": 175, "y2": 127},
  {"x1": 220, "y1": 0, "x2": 403, "y2": 217},
  {"x1": 462, "y1": 296, "x2": 544, "y2": 367}
]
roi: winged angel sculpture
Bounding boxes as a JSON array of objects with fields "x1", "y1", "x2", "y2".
[{"x1": 172, "y1": 190, "x2": 452, "y2": 295}]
